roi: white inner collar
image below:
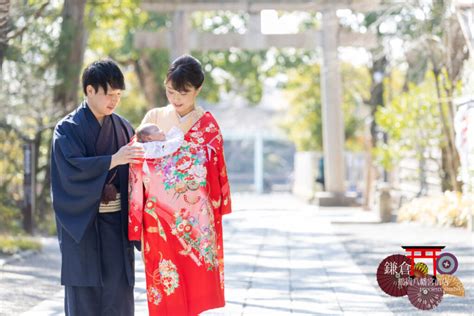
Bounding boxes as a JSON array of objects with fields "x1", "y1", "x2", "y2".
[{"x1": 177, "y1": 108, "x2": 196, "y2": 122}]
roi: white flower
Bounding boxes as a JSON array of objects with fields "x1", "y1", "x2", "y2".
[{"x1": 190, "y1": 164, "x2": 207, "y2": 179}]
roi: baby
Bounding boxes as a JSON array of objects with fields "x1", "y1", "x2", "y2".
[
  {"x1": 133, "y1": 124, "x2": 184, "y2": 164},
  {"x1": 136, "y1": 123, "x2": 166, "y2": 143}
]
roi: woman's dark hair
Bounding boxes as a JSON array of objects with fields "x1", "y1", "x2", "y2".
[
  {"x1": 82, "y1": 59, "x2": 125, "y2": 95},
  {"x1": 166, "y1": 55, "x2": 204, "y2": 92}
]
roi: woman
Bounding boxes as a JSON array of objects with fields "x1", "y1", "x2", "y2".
[{"x1": 128, "y1": 55, "x2": 232, "y2": 316}]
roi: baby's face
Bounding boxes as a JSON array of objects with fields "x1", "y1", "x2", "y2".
[
  {"x1": 137, "y1": 124, "x2": 166, "y2": 142},
  {"x1": 146, "y1": 129, "x2": 166, "y2": 142}
]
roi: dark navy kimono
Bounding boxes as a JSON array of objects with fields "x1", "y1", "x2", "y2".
[{"x1": 51, "y1": 102, "x2": 135, "y2": 315}]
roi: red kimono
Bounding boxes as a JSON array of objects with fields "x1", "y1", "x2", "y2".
[{"x1": 128, "y1": 112, "x2": 231, "y2": 316}]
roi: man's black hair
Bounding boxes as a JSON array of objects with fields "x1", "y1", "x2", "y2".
[
  {"x1": 166, "y1": 55, "x2": 204, "y2": 92},
  {"x1": 82, "y1": 59, "x2": 125, "y2": 95}
]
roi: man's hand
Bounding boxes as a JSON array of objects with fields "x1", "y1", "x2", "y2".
[{"x1": 110, "y1": 144, "x2": 144, "y2": 169}]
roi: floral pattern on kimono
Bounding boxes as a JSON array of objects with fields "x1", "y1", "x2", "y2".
[{"x1": 128, "y1": 112, "x2": 231, "y2": 316}]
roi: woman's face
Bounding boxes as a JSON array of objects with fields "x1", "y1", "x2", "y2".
[{"x1": 165, "y1": 81, "x2": 201, "y2": 116}]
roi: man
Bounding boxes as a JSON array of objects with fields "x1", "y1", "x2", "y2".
[{"x1": 51, "y1": 59, "x2": 144, "y2": 315}]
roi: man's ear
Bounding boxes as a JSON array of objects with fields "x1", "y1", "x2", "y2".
[
  {"x1": 195, "y1": 86, "x2": 203, "y2": 96},
  {"x1": 86, "y1": 85, "x2": 96, "y2": 96}
]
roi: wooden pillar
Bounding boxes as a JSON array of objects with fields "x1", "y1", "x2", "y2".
[{"x1": 22, "y1": 142, "x2": 35, "y2": 233}]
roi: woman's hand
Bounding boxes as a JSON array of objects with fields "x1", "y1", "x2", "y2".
[{"x1": 110, "y1": 144, "x2": 144, "y2": 169}]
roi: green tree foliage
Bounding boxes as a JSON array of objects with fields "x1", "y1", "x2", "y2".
[
  {"x1": 0, "y1": 129, "x2": 23, "y2": 233},
  {"x1": 281, "y1": 64, "x2": 322, "y2": 151},
  {"x1": 0, "y1": 0, "x2": 63, "y2": 232},
  {"x1": 85, "y1": 0, "x2": 169, "y2": 126},
  {"x1": 190, "y1": 11, "x2": 321, "y2": 106},
  {"x1": 281, "y1": 62, "x2": 370, "y2": 152},
  {"x1": 116, "y1": 70, "x2": 150, "y2": 127},
  {"x1": 86, "y1": 6, "x2": 325, "y2": 118},
  {"x1": 194, "y1": 50, "x2": 267, "y2": 105},
  {"x1": 375, "y1": 73, "x2": 444, "y2": 171},
  {"x1": 370, "y1": 0, "x2": 468, "y2": 191}
]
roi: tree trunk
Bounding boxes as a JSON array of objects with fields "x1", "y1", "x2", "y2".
[
  {"x1": 0, "y1": 0, "x2": 10, "y2": 71},
  {"x1": 35, "y1": 0, "x2": 87, "y2": 225},
  {"x1": 53, "y1": 0, "x2": 87, "y2": 111},
  {"x1": 37, "y1": 138, "x2": 52, "y2": 224},
  {"x1": 433, "y1": 70, "x2": 460, "y2": 192},
  {"x1": 368, "y1": 54, "x2": 387, "y2": 148},
  {"x1": 368, "y1": 53, "x2": 388, "y2": 185},
  {"x1": 134, "y1": 53, "x2": 166, "y2": 109},
  {"x1": 440, "y1": 146, "x2": 452, "y2": 192},
  {"x1": 436, "y1": 7, "x2": 468, "y2": 193}
]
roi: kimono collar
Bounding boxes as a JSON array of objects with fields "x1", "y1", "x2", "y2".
[{"x1": 174, "y1": 105, "x2": 204, "y2": 123}]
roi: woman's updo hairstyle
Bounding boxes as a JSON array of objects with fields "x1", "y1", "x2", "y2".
[{"x1": 166, "y1": 55, "x2": 204, "y2": 92}]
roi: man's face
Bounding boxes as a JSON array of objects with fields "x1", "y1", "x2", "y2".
[
  {"x1": 165, "y1": 82, "x2": 201, "y2": 116},
  {"x1": 86, "y1": 84, "x2": 122, "y2": 118}
]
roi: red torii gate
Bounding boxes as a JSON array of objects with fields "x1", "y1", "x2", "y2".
[{"x1": 401, "y1": 245, "x2": 445, "y2": 277}]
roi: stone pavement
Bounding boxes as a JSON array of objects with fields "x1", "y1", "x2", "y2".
[
  {"x1": 1, "y1": 193, "x2": 472, "y2": 315},
  {"x1": 0, "y1": 237, "x2": 61, "y2": 315}
]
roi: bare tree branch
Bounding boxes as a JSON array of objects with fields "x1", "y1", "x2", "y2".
[{"x1": 6, "y1": 1, "x2": 50, "y2": 41}]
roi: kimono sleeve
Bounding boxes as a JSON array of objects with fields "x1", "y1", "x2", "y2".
[
  {"x1": 209, "y1": 132, "x2": 231, "y2": 216},
  {"x1": 128, "y1": 160, "x2": 144, "y2": 241},
  {"x1": 51, "y1": 123, "x2": 111, "y2": 243},
  {"x1": 216, "y1": 146, "x2": 232, "y2": 215},
  {"x1": 140, "y1": 108, "x2": 157, "y2": 126}
]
